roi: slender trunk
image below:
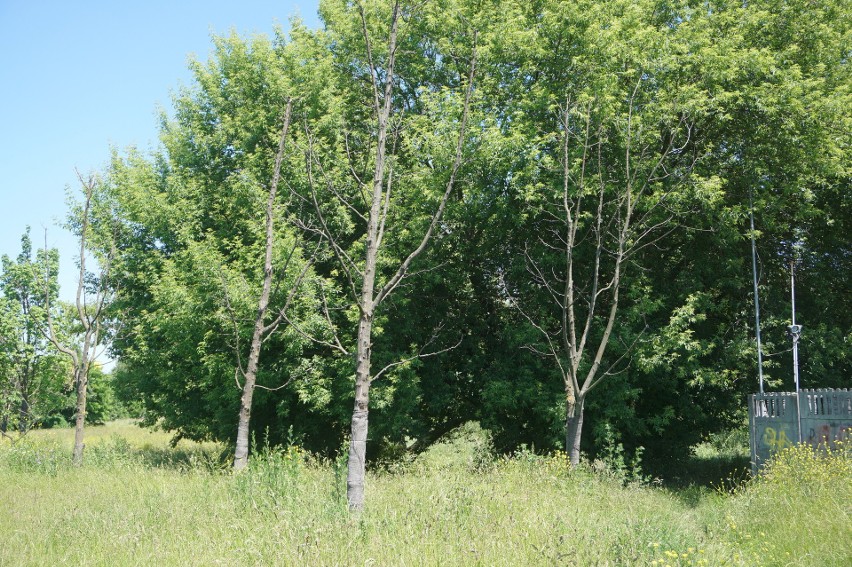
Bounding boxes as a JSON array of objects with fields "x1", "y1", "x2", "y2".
[
  {"x1": 18, "y1": 398, "x2": 29, "y2": 434},
  {"x1": 233, "y1": 343, "x2": 261, "y2": 471},
  {"x1": 566, "y1": 392, "x2": 585, "y2": 466},
  {"x1": 347, "y1": 157, "x2": 381, "y2": 509},
  {"x1": 41, "y1": 174, "x2": 111, "y2": 466},
  {"x1": 232, "y1": 187, "x2": 276, "y2": 471},
  {"x1": 232, "y1": 102, "x2": 293, "y2": 472},
  {"x1": 72, "y1": 365, "x2": 88, "y2": 466},
  {"x1": 343, "y1": 2, "x2": 474, "y2": 510},
  {"x1": 345, "y1": 0, "x2": 400, "y2": 512}
]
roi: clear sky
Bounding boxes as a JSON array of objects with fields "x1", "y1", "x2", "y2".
[{"x1": 0, "y1": 0, "x2": 320, "y2": 301}]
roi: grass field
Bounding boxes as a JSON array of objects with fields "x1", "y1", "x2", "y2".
[{"x1": 0, "y1": 421, "x2": 849, "y2": 566}]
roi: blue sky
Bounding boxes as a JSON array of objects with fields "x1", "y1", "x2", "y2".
[{"x1": 0, "y1": 0, "x2": 320, "y2": 300}]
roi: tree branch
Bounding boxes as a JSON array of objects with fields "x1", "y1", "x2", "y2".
[{"x1": 374, "y1": 33, "x2": 478, "y2": 307}]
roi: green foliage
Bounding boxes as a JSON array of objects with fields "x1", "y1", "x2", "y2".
[
  {"x1": 0, "y1": 436, "x2": 70, "y2": 475},
  {"x1": 108, "y1": 32, "x2": 337, "y2": 452},
  {"x1": 41, "y1": 365, "x2": 127, "y2": 427},
  {"x1": 86, "y1": 0, "x2": 851, "y2": 472},
  {"x1": 0, "y1": 229, "x2": 68, "y2": 435},
  {"x1": 231, "y1": 439, "x2": 323, "y2": 512}
]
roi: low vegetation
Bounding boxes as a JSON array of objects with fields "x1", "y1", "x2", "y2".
[{"x1": 1, "y1": 421, "x2": 848, "y2": 566}]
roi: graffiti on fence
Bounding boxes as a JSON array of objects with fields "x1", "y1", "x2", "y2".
[
  {"x1": 761, "y1": 427, "x2": 795, "y2": 454},
  {"x1": 749, "y1": 389, "x2": 852, "y2": 473},
  {"x1": 806, "y1": 424, "x2": 851, "y2": 449}
]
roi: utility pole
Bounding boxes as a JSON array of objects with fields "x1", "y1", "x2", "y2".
[
  {"x1": 788, "y1": 259, "x2": 803, "y2": 443},
  {"x1": 749, "y1": 190, "x2": 765, "y2": 394}
]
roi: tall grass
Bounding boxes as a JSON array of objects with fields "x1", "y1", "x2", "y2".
[{"x1": 1, "y1": 423, "x2": 849, "y2": 566}]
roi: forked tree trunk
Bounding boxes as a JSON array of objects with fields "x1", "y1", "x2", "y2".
[
  {"x1": 344, "y1": 1, "x2": 398, "y2": 512},
  {"x1": 43, "y1": 173, "x2": 111, "y2": 467},
  {"x1": 343, "y1": 2, "x2": 475, "y2": 510},
  {"x1": 346, "y1": 112, "x2": 383, "y2": 508}
]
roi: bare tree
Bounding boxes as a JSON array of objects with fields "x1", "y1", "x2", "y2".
[
  {"x1": 512, "y1": 91, "x2": 700, "y2": 465},
  {"x1": 230, "y1": 100, "x2": 317, "y2": 471},
  {"x1": 42, "y1": 171, "x2": 116, "y2": 466},
  {"x1": 294, "y1": 1, "x2": 478, "y2": 510}
]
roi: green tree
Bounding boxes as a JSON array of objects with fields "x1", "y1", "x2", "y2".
[
  {"x1": 468, "y1": 0, "x2": 850, "y2": 466},
  {"x1": 101, "y1": 0, "x2": 849, "y2": 487},
  {"x1": 628, "y1": 0, "x2": 851, "y2": 466},
  {"x1": 300, "y1": 0, "x2": 480, "y2": 509},
  {"x1": 0, "y1": 229, "x2": 67, "y2": 437},
  {"x1": 109, "y1": 30, "x2": 327, "y2": 462},
  {"x1": 479, "y1": 0, "x2": 724, "y2": 464}
]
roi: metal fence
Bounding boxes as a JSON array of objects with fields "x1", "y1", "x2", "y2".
[{"x1": 748, "y1": 388, "x2": 852, "y2": 473}]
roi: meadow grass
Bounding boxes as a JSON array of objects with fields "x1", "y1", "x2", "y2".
[{"x1": 0, "y1": 422, "x2": 849, "y2": 566}]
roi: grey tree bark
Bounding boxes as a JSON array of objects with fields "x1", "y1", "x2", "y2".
[
  {"x1": 344, "y1": 0, "x2": 398, "y2": 510},
  {"x1": 233, "y1": 100, "x2": 294, "y2": 472},
  {"x1": 42, "y1": 171, "x2": 113, "y2": 466},
  {"x1": 565, "y1": 394, "x2": 585, "y2": 466},
  {"x1": 71, "y1": 364, "x2": 90, "y2": 465},
  {"x1": 341, "y1": 1, "x2": 477, "y2": 510},
  {"x1": 515, "y1": 90, "x2": 698, "y2": 465}
]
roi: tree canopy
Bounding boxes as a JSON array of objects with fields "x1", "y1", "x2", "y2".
[{"x1": 41, "y1": 0, "x2": 848, "y2": 487}]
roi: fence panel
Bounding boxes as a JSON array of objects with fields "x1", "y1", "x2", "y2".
[{"x1": 749, "y1": 389, "x2": 852, "y2": 473}]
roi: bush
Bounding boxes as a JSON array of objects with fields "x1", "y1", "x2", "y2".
[{"x1": 39, "y1": 414, "x2": 69, "y2": 429}]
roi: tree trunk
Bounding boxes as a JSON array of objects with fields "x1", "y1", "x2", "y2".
[
  {"x1": 72, "y1": 366, "x2": 88, "y2": 466},
  {"x1": 18, "y1": 395, "x2": 29, "y2": 434},
  {"x1": 342, "y1": 1, "x2": 473, "y2": 510},
  {"x1": 231, "y1": 102, "x2": 292, "y2": 472},
  {"x1": 344, "y1": 0, "x2": 398, "y2": 510},
  {"x1": 566, "y1": 393, "x2": 585, "y2": 466},
  {"x1": 347, "y1": 311, "x2": 373, "y2": 510},
  {"x1": 233, "y1": 349, "x2": 260, "y2": 471},
  {"x1": 232, "y1": 235, "x2": 273, "y2": 471}
]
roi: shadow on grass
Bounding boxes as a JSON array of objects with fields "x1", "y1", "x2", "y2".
[
  {"x1": 76, "y1": 434, "x2": 231, "y2": 473},
  {"x1": 134, "y1": 444, "x2": 231, "y2": 472},
  {"x1": 645, "y1": 454, "x2": 752, "y2": 507}
]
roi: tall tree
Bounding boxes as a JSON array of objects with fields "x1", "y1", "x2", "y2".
[
  {"x1": 486, "y1": 0, "x2": 851, "y2": 465},
  {"x1": 97, "y1": 0, "x2": 848, "y2": 482},
  {"x1": 109, "y1": 32, "x2": 328, "y2": 457},
  {"x1": 484, "y1": 0, "x2": 728, "y2": 464},
  {"x1": 231, "y1": 100, "x2": 319, "y2": 471},
  {"x1": 295, "y1": 0, "x2": 480, "y2": 510},
  {"x1": 42, "y1": 172, "x2": 116, "y2": 465}
]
